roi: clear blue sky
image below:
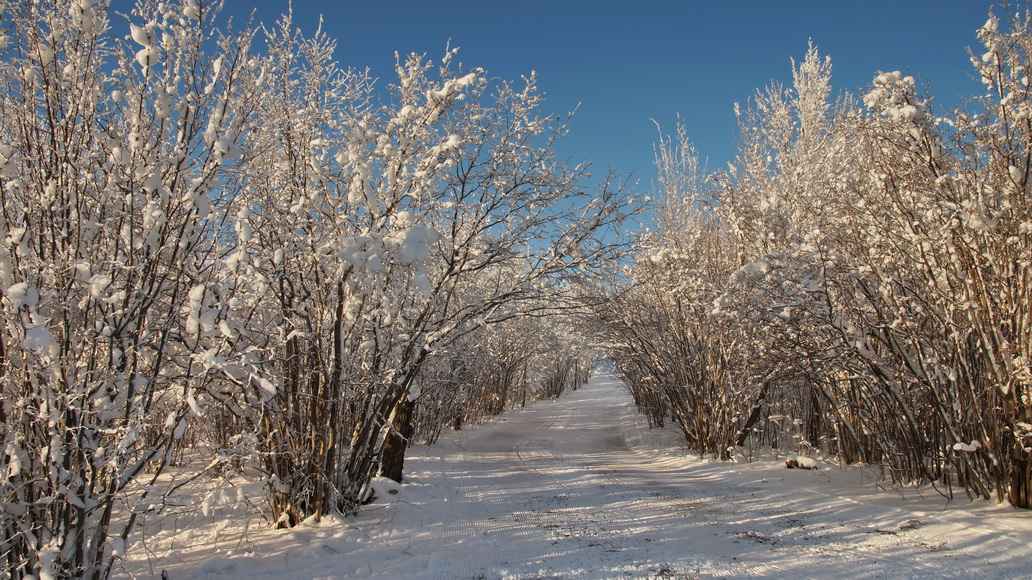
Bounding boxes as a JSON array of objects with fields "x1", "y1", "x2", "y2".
[{"x1": 165, "y1": 1, "x2": 997, "y2": 189}]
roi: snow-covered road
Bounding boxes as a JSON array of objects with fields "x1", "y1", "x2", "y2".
[{"x1": 123, "y1": 374, "x2": 1032, "y2": 579}]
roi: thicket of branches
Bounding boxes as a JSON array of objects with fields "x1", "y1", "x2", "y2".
[
  {"x1": 0, "y1": 1, "x2": 626, "y2": 578},
  {"x1": 593, "y1": 13, "x2": 1032, "y2": 509}
]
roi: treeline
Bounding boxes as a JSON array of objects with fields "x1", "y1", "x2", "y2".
[
  {"x1": 591, "y1": 15, "x2": 1031, "y2": 509},
  {"x1": 0, "y1": 1, "x2": 620, "y2": 578}
]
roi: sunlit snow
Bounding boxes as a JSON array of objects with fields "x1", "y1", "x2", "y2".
[{"x1": 117, "y1": 374, "x2": 1032, "y2": 580}]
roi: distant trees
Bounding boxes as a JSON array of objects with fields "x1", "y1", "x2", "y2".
[
  {"x1": 595, "y1": 15, "x2": 1031, "y2": 508},
  {"x1": 0, "y1": 1, "x2": 631, "y2": 578}
]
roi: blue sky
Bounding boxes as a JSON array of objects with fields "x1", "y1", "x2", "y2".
[{"x1": 210, "y1": 1, "x2": 993, "y2": 190}]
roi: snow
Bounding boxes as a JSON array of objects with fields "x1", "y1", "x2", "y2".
[
  {"x1": 89, "y1": 274, "x2": 111, "y2": 299},
  {"x1": 366, "y1": 477, "x2": 402, "y2": 504},
  {"x1": 388, "y1": 212, "x2": 440, "y2": 264},
  {"x1": 397, "y1": 224, "x2": 437, "y2": 263},
  {"x1": 21, "y1": 322, "x2": 54, "y2": 356},
  {"x1": 953, "y1": 441, "x2": 982, "y2": 453},
  {"x1": 5, "y1": 281, "x2": 38, "y2": 310},
  {"x1": 116, "y1": 374, "x2": 1032, "y2": 579},
  {"x1": 785, "y1": 453, "x2": 819, "y2": 470}
]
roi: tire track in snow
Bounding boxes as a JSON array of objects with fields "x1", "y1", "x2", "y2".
[
  {"x1": 429, "y1": 401, "x2": 592, "y2": 576},
  {"x1": 474, "y1": 387, "x2": 750, "y2": 578},
  {"x1": 552, "y1": 381, "x2": 981, "y2": 579},
  {"x1": 574, "y1": 378, "x2": 1010, "y2": 579}
]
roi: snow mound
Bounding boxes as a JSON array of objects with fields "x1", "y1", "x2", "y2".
[
  {"x1": 785, "y1": 453, "x2": 819, "y2": 470},
  {"x1": 366, "y1": 476, "x2": 402, "y2": 504}
]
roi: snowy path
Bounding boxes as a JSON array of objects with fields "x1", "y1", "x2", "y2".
[{"x1": 122, "y1": 374, "x2": 1032, "y2": 579}]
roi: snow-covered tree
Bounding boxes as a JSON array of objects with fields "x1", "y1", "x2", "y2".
[
  {"x1": 0, "y1": 0, "x2": 261, "y2": 577},
  {"x1": 192, "y1": 11, "x2": 639, "y2": 523},
  {"x1": 606, "y1": 12, "x2": 1032, "y2": 508},
  {"x1": 833, "y1": 10, "x2": 1032, "y2": 504},
  {"x1": 0, "y1": 0, "x2": 614, "y2": 573}
]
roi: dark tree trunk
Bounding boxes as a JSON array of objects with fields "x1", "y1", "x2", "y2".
[
  {"x1": 1009, "y1": 453, "x2": 1031, "y2": 509},
  {"x1": 379, "y1": 399, "x2": 416, "y2": 483},
  {"x1": 734, "y1": 383, "x2": 767, "y2": 448}
]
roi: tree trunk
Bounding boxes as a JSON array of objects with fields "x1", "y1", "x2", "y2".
[
  {"x1": 1009, "y1": 453, "x2": 1031, "y2": 509},
  {"x1": 380, "y1": 399, "x2": 416, "y2": 483},
  {"x1": 734, "y1": 383, "x2": 767, "y2": 447}
]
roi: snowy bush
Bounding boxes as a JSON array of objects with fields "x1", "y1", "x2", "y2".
[
  {"x1": 0, "y1": 0, "x2": 264, "y2": 576},
  {"x1": 595, "y1": 21, "x2": 1032, "y2": 508},
  {"x1": 0, "y1": 0, "x2": 637, "y2": 577}
]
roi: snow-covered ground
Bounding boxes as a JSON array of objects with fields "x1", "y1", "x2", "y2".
[{"x1": 117, "y1": 374, "x2": 1032, "y2": 579}]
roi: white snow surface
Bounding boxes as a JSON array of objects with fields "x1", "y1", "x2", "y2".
[{"x1": 118, "y1": 374, "x2": 1032, "y2": 579}]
